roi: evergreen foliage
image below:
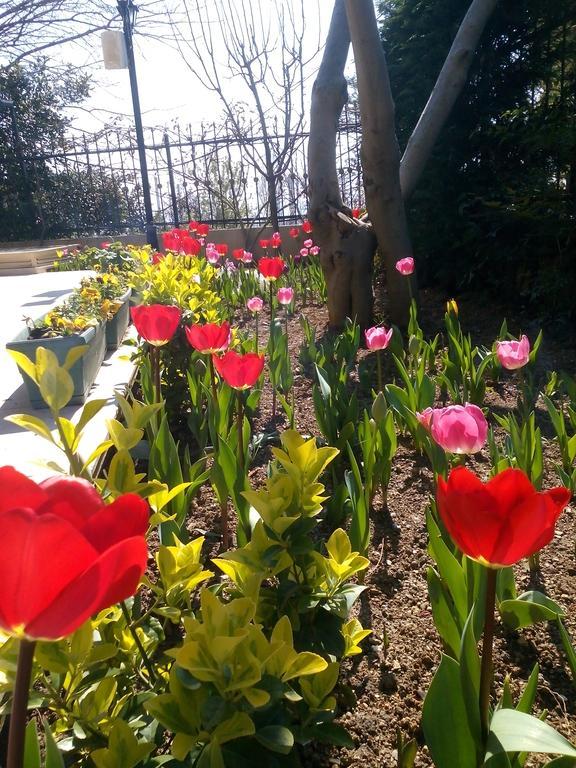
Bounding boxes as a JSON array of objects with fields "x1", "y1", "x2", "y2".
[{"x1": 381, "y1": 0, "x2": 576, "y2": 321}]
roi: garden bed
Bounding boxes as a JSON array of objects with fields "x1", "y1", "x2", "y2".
[{"x1": 185, "y1": 288, "x2": 576, "y2": 767}]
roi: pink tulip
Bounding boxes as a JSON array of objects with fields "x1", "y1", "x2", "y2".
[
  {"x1": 395, "y1": 257, "x2": 415, "y2": 276},
  {"x1": 300, "y1": 248, "x2": 309, "y2": 258},
  {"x1": 416, "y1": 407, "x2": 434, "y2": 430},
  {"x1": 422, "y1": 404, "x2": 488, "y2": 454},
  {"x1": 310, "y1": 246, "x2": 320, "y2": 256},
  {"x1": 277, "y1": 287, "x2": 294, "y2": 306},
  {"x1": 241, "y1": 250, "x2": 253, "y2": 264},
  {"x1": 365, "y1": 326, "x2": 393, "y2": 351},
  {"x1": 206, "y1": 251, "x2": 220, "y2": 265},
  {"x1": 247, "y1": 296, "x2": 264, "y2": 313},
  {"x1": 496, "y1": 335, "x2": 530, "y2": 370},
  {"x1": 303, "y1": 239, "x2": 313, "y2": 248}
]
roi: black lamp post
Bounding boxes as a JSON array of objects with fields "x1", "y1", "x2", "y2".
[{"x1": 117, "y1": 0, "x2": 158, "y2": 249}]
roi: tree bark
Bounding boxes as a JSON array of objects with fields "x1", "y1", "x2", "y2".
[
  {"x1": 400, "y1": 0, "x2": 500, "y2": 200},
  {"x1": 345, "y1": 0, "x2": 413, "y2": 326},
  {"x1": 308, "y1": 0, "x2": 500, "y2": 328},
  {"x1": 308, "y1": 0, "x2": 376, "y2": 329}
]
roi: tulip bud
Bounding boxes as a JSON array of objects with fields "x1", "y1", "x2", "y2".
[
  {"x1": 408, "y1": 335, "x2": 421, "y2": 358},
  {"x1": 372, "y1": 391, "x2": 388, "y2": 423},
  {"x1": 446, "y1": 299, "x2": 458, "y2": 316}
]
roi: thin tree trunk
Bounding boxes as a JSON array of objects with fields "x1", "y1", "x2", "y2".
[
  {"x1": 400, "y1": 0, "x2": 500, "y2": 200},
  {"x1": 309, "y1": 0, "x2": 500, "y2": 327},
  {"x1": 345, "y1": 0, "x2": 413, "y2": 326},
  {"x1": 308, "y1": 0, "x2": 376, "y2": 329}
]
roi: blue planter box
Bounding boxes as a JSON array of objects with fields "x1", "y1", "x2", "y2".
[
  {"x1": 6, "y1": 322, "x2": 107, "y2": 409},
  {"x1": 105, "y1": 288, "x2": 132, "y2": 350}
]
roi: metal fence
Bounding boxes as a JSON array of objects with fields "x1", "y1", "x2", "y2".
[{"x1": 10, "y1": 104, "x2": 365, "y2": 239}]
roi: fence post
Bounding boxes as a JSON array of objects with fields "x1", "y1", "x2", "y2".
[{"x1": 163, "y1": 132, "x2": 180, "y2": 228}]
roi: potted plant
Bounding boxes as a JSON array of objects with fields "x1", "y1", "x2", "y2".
[{"x1": 6, "y1": 285, "x2": 109, "y2": 408}]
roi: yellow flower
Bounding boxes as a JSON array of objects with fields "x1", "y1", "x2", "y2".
[{"x1": 446, "y1": 299, "x2": 458, "y2": 316}]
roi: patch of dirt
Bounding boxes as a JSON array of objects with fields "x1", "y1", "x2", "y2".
[{"x1": 185, "y1": 287, "x2": 576, "y2": 766}]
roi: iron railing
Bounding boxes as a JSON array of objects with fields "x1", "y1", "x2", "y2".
[{"x1": 1, "y1": 104, "x2": 365, "y2": 239}]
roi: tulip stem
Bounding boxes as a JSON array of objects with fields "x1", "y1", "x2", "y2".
[
  {"x1": 255, "y1": 314, "x2": 259, "y2": 353},
  {"x1": 208, "y1": 355, "x2": 219, "y2": 409},
  {"x1": 150, "y1": 347, "x2": 162, "y2": 407},
  {"x1": 269, "y1": 282, "x2": 277, "y2": 418},
  {"x1": 7, "y1": 639, "x2": 36, "y2": 768},
  {"x1": 237, "y1": 390, "x2": 245, "y2": 473},
  {"x1": 220, "y1": 498, "x2": 229, "y2": 550},
  {"x1": 479, "y1": 567, "x2": 498, "y2": 744},
  {"x1": 120, "y1": 601, "x2": 156, "y2": 684},
  {"x1": 376, "y1": 351, "x2": 383, "y2": 393}
]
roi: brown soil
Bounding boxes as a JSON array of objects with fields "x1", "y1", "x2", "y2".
[{"x1": 186, "y1": 287, "x2": 576, "y2": 768}]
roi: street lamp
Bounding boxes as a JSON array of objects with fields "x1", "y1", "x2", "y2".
[{"x1": 117, "y1": 0, "x2": 158, "y2": 249}]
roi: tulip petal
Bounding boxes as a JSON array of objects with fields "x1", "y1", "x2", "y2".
[
  {"x1": 437, "y1": 468, "x2": 502, "y2": 562},
  {"x1": 0, "y1": 467, "x2": 47, "y2": 515},
  {"x1": 0, "y1": 509, "x2": 98, "y2": 636},
  {"x1": 26, "y1": 537, "x2": 148, "y2": 639},
  {"x1": 39, "y1": 475, "x2": 103, "y2": 526},
  {"x1": 486, "y1": 469, "x2": 535, "y2": 518},
  {"x1": 81, "y1": 494, "x2": 149, "y2": 553},
  {"x1": 490, "y1": 494, "x2": 560, "y2": 565}
]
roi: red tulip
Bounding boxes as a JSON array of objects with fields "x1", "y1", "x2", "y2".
[
  {"x1": 216, "y1": 243, "x2": 228, "y2": 255},
  {"x1": 352, "y1": 208, "x2": 361, "y2": 219},
  {"x1": 257, "y1": 256, "x2": 285, "y2": 281},
  {"x1": 185, "y1": 322, "x2": 231, "y2": 354},
  {"x1": 270, "y1": 232, "x2": 282, "y2": 248},
  {"x1": 162, "y1": 228, "x2": 201, "y2": 255},
  {"x1": 437, "y1": 467, "x2": 571, "y2": 568},
  {"x1": 213, "y1": 350, "x2": 265, "y2": 389},
  {"x1": 259, "y1": 239, "x2": 270, "y2": 249},
  {"x1": 188, "y1": 220, "x2": 199, "y2": 232},
  {"x1": 302, "y1": 219, "x2": 313, "y2": 234},
  {"x1": 183, "y1": 236, "x2": 201, "y2": 255},
  {"x1": 0, "y1": 467, "x2": 148, "y2": 640},
  {"x1": 152, "y1": 252, "x2": 165, "y2": 265},
  {"x1": 131, "y1": 304, "x2": 181, "y2": 346},
  {"x1": 197, "y1": 223, "x2": 210, "y2": 237},
  {"x1": 232, "y1": 248, "x2": 245, "y2": 260},
  {"x1": 289, "y1": 227, "x2": 299, "y2": 238}
]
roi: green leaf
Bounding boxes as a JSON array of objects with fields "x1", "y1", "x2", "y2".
[
  {"x1": 459, "y1": 609, "x2": 482, "y2": 750},
  {"x1": 517, "y1": 663, "x2": 539, "y2": 714},
  {"x1": 63, "y1": 345, "x2": 88, "y2": 370},
  {"x1": 304, "y1": 722, "x2": 355, "y2": 748},
  {"x1": 7, "y1": 349, "x2": 39, "y2": 383},
  {"x1": 255, "y1": 725, "x2": 295, "y2": 755},
  {"x1": 5, "y1": 413, "x2": 54, "y2": 443},
  {"x1": 427, "y1": 567, "x2": 461, "y2": 658},
  {"x1": 557, "y1": 619, "x2": 576, "y2": 686},
  {"x1": 486, "y1": 709, "x2": 576, "y2": 759},
  {"x1": 24, "y1": 720, "x2": 41, "y2": 768},
  {"x1": 427, "y1": 512, "x2": 468, "y2": 626},
  {"x1": 74, "y1": 398, "x2": 108, "y2": 443},
  {"x1": 90, "y1": 720, "x2": 153, "y2": 768},
  {"x1": 500, "y1": 591, "x2": 565, "y2": 630},
  {"x1": 43, "y1": 719, "x2": 65, "y2": 768},
  {"x1": 422, "y1": 655, "x2": 477, "y2": 768}
]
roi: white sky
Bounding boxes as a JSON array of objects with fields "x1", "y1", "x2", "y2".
[{"x1": 62, "y1": 0, "x2": 337, "y2": 133}]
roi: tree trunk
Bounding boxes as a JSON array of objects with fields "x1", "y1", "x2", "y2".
[
  {"x1": 308, "y1": 0, "x2": 377, "y2": 329},
  {"x1": 308, "y1": 0, "x2": 500, "y2": 328},
  {"x1": 400, "y1": 0, "x2": 501, "y2": 200},
  {"x1": 345, "y1": 0, "x2": 413, "y2": 326}
]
